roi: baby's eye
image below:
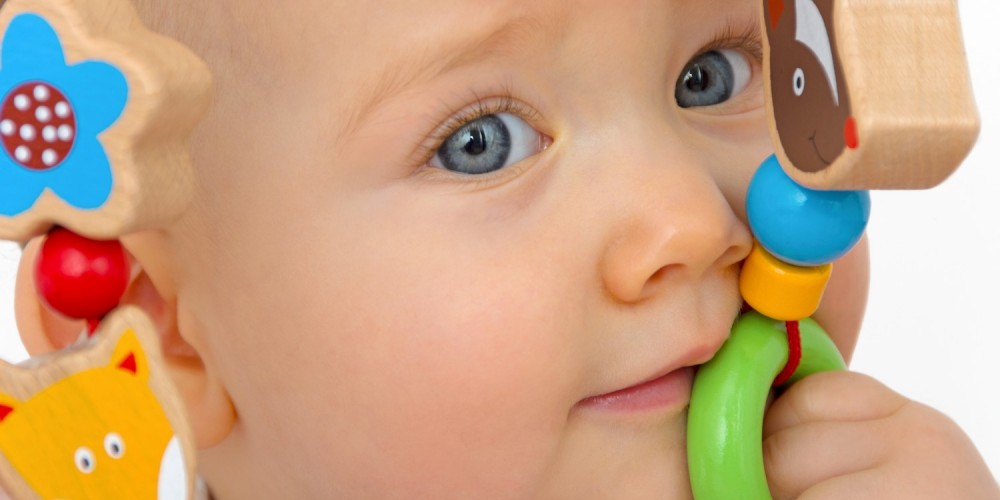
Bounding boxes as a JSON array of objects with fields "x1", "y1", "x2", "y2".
[
  {"x1": 430, "y1": 113, "x2": 543, "y2": 175},
  {"x1": 675, "y1": 49, "x2": 752, "y2": 108}
]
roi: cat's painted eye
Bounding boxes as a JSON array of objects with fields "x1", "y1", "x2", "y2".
[
  {"x1": 105, "y1": 432, "x2": 125, "y2": 459},
  {"x1": 75, "y1": 447, "x2": 96, "y2": 474}
]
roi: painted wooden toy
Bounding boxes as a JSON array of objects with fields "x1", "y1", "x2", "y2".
[
  {"x1": 762, "y1": 0, "x2": 979, "y2": 190},
  {"x1": 0, "y1": 307, "x2": 195, "y2": 500},
  {"x1": 0, "y1": 0, "x2": 211, "y2": 497},
  {"x1": 0, "y1": 0, "x2": 211, "y2": 240},
  {"x1": 689, "y1": 1, "x2": 979, "y2": 499}
]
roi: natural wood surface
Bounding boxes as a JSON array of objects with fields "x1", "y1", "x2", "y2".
[
  {"x1": 0, "y1": 306, "x2": 196, "y2": 499},
  {"x1": 0, "y1": 0, "x2": 211, "y2": 240},
  {"x1": 763, "y1": 0, "x2": 979, "y2": 190}
]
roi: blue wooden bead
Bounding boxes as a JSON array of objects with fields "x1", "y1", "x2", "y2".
[{"x1": 747, "y1": 155, "x2": 870, "y2": 266}]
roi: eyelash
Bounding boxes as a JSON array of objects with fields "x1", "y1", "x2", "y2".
[
  {"x1": 699, "y1": 19, "x2": 764, "y2": 65},
  {"x1": 414, "y1": 93, "x2": 541, "y2": 170},
  {"x1": 412, "y1": 20, "x2": 763, "y2": 171}
]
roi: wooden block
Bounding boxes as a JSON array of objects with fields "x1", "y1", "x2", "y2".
[
  {"x1": 0, "y1": 0, "x2": 211, "y2": 240},
  {"x1": 762, "y1": 0, "x2": 979, "y2": 190},
  {"x1": 0, "y1": 306, "x2": 196, "y2": 499},
  {"x1": 739, "y1": 243, "x2": 832, "y2": 321}
]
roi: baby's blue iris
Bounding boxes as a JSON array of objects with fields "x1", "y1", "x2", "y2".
[
  {"x1": 0, "y1": 13, "x2": 127, "y2": 216},
  {"x1": 436, "y1": 114, "x2": 513, "y2": 175},
  {"x1": 675, "y1": 51, "x2": 735, "y2": 108}
]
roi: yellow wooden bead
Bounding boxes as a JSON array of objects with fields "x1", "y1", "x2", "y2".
[{"x1": 739, "y1": 244, "x2": 832, "y2": 321}]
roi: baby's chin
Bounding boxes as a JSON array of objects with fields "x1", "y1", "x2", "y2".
[{"x1": 533, "y1": 412, "x2": 692, "y2": 499}]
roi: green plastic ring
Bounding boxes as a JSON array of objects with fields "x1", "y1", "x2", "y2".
[{"x1": 687, "y1": 312, "x2": 847, "y2": 500}]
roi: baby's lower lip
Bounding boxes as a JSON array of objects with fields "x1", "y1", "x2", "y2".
[{"x1": 576, "y1": 366, "x2": 694, "y2": 412}]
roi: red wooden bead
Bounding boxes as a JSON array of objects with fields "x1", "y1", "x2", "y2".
[{"x1": 34, "y1": 227, "x2": 129, "y2": 320}]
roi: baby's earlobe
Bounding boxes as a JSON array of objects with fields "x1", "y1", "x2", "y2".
[
  {"x1": 13, "y1": 229, "x2": 237, "y2": 450},
  {"x1": 169, "y1": 362, "x2": 237, "y2": 449},
  {"x1": 116, "y1": 235, "x2": 237, "y2": 448}
]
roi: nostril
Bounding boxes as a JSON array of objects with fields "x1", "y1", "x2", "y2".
[
  {"x1": 647, "y1": 264, "x2": 678, "y2": 287},
  {"x1": 721, "y1": 240, "x2": 753, "y2": 267},
  {"x1": 634, "y1": 263, "x2": 682, "y2": 302},
  {"x1": 718, "y1": 223, "x2": 754, "y2": 269}
]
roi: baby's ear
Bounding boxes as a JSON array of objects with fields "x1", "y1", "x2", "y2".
[
  {"x1": 16, "y1": 230, "x2": 236, "y2": 449},
  {"x1": 119, "y1": 231, "x2": 237, "y2": 449}
]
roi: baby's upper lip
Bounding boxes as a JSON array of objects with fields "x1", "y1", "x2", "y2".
[{"x1": 580, "y1": 339, "x2": 724, "y2": 400}]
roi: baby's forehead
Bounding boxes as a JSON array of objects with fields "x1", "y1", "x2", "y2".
[
  {"x1": 140, "y1": 0, "x2": 759, "y2": 147},
  {"x1": 311, "y1": 0, "x2": 756, "y2": 129},
  {"x1": 134, "y1": 0, "x2": 272, "y2": 78}
]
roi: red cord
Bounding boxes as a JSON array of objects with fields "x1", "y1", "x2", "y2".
[{"x1": 772, "y1": 320, "x2": 802, "y2": 387}]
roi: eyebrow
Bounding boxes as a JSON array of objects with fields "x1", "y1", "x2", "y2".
[{"x1": 336, "y1": 15, "x2": 551, "y2": 143}]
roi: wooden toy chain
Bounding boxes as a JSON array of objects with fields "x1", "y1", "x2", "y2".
[
  {"x1": 0, "y1": 0, "x2": 211, "y2": 497},
  {"x1": 688, "y1": 0, "x2": 978, "y2": 499}
]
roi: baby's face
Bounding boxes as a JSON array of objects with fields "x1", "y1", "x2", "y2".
[{"x1": 146, "y1": 0, "x2": 865, "y2": 497}]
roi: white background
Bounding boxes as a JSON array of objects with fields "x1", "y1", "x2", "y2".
[{"x1": 0, "y1": 0, "x2": 998, "y2": 481}]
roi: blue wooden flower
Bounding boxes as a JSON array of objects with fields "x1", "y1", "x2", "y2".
[{"x1": 0, "y1": 13, "x2": 127, "y2": 216}]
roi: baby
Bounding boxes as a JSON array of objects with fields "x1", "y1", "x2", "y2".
[{"x1": 11, "y1": 0, "x2": 998, "y2": 498}]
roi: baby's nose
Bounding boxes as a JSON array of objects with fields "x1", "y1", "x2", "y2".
[{"x1": 599, "y1": 153, "x2": 752, "y2": 304}]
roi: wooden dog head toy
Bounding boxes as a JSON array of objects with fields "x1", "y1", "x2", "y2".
[{"x1": 763, "y1": 0, "x2": 979, "y2": 189}]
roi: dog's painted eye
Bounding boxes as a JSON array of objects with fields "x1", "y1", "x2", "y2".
[
  {"x1": 793, "y1": 68, "x2": 806, "y2": 96},
  {"x1": 75, "y1": 447, "x2": 96, "y2": 473},
  {"x1": 105, "y1": 432, "x2": 125, "y2": 459}
]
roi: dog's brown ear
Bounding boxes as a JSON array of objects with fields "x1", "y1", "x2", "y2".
[{"x1": 766, "y1": 0, "x2": 785, "y2": 31}]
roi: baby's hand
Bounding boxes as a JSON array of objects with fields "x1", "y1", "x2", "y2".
[{"x1": 762, "y1": 371, "x2": 999, "y2": 499}]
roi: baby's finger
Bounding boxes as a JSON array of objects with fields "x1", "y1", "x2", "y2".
[
  {"x1": 797, "y1": 467, "x2": 888, "y2": 500},
  {"x1": 799, "y1": 456, "x2": 1000, "y2": 500},
  {"x1": 764, "y1": 370, "x2": 907, "y2": 439},
  {"x1": 763, "y1": 420, "x2": 887, "y2": 500}
]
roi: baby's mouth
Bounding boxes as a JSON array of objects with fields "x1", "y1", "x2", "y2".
[{"x1": 575, "y1": 366, "x2": 695, "y2": 413}]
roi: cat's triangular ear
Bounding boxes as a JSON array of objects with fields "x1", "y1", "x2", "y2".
[
  {"x1": 767, "y1": 0, "x2": 785, "y2": 32},
  {"x1": 0, "y1": 394, "x2": 19, "y2": 424},
  {"x1": 109, "y1": 329, "x2": 150, "y2": 383}
]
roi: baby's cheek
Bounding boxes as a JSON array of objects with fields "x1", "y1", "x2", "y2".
[
  {"x1": 702, "y1": 126, "x2": 774, "y2": 224},
  {"x1": 811, "y1": 235, "x2": 870, "y2": 363}
]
